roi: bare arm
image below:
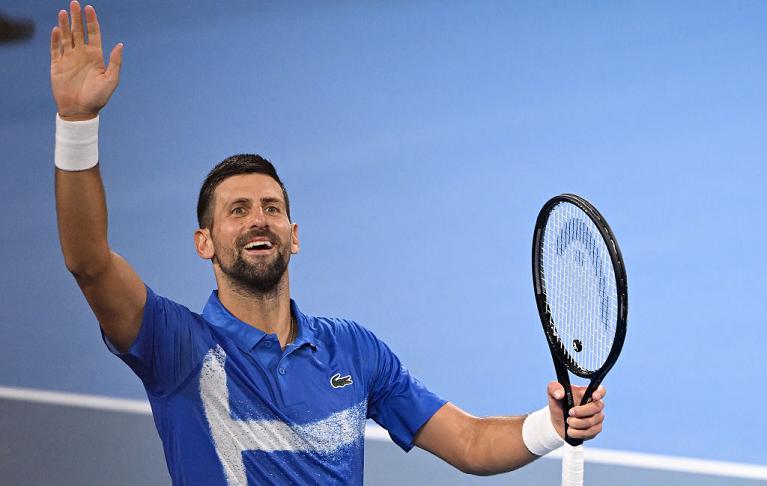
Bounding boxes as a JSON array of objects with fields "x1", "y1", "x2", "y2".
[
  {"x1": 413, "y1": 383, "x2": 606, "y2": 475},
  {"x1": 52, "y1": 1, "x2": 144, "y2": 352},
  {"x1": 413, "y1": 403, "x2": 534, "y2": 475}
]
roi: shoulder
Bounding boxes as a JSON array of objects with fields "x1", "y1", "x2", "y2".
[
  {"x1": 309, "y1": 315, "x2": 376, "y2": 341},
  {"x1": 303, "y1": 314, "x2": 386, "y2": 355},
  {"x1": 142, "y1": 285, "x2": 214, "y2": 337},
  {"x1": 145, "y1": 286, "x2": 197, "y2": 318}
]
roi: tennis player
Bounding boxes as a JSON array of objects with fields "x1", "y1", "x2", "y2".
[{"x1": 51, "y1": 2, "x2": 606, "y2": 484}]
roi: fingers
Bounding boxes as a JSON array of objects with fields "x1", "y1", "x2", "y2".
[
  {"x1": 565, "y1": 405, "x2": 604, "y2": 440},
  {"x1": 592, "y1": 385, "x2": 607, "y2": 401},
  {"x1": 54, "y1": 1, "x2": 108, "y2": 64},
  {"x1": 51, "y1": 26, "x2": 61, "y2": 62},
  {"x1": 545, "y1": 382, "x2": 608, "y2": 440},
  {"x1": 58, "y1": 9, "x2": 72, "y2": 51},
  {"x1": 105, "y1": 43, "x2": 124, "y2": 84},
  {"x1": 567, "y1": 387, "x2": 606, "y2": 440},
  {"x1": 548, "y1": 382, "x2": 606, "y2": 403},
  {"x1": 569, "y1": 396, "x2": 604, "y2": 419},
  {"x1": 85, "y1": 4, "x2": 101, "y2": 50},
  {"x1": 545, "y1": 382, "x2": 607, "y2": 440},
  {"x1": 571, "y1": 384, "x2": 606, "y2": 404},
  {"x1": 566, "y1": 415, "x2": 604, "y2": 439},
  {"x1": 70, "y1": 1, "x2": 85, "y2": 47}
]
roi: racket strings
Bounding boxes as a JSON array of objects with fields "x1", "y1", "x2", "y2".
[{"x1": 540, "y1": 202, "x2": 618, "y2": 374}]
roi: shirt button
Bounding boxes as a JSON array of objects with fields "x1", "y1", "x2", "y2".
[
  {"x1": 278, "y1": 367, "x2": 286, "y2": 375},
  {"x1": 263, "y1": 341, "x2": 273, "y2": 348}
]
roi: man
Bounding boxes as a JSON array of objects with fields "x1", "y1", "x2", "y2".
[{"x1": 51, "y1": 2, "x2": 605, "y2": 484}]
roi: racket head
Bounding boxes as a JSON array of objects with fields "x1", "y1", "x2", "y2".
[{"x1": 532, "y1": 194, "x2": 628, "y2": 380}]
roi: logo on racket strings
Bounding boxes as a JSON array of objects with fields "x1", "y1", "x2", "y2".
[{"x1": 557, "y1": 218, "x2": 612, "y2": 328}]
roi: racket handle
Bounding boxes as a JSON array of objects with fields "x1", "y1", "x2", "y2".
[{"x1": 561, "y1": 442, "x2": 584, "y2": 486}]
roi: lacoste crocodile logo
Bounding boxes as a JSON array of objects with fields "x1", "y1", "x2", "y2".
[{"x1": 330, "y1": 373, "x2": 353, "y2": 389}]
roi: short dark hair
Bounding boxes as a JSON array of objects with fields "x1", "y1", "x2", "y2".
[{"x1": 197, "y1": 154, "x2": 291, "y2": 229}]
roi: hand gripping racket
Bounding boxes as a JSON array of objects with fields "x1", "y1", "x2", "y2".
[{"x1": 532, "y1": 194, "x2": 628, "y2": 486}]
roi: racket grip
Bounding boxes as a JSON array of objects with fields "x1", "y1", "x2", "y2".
[{"x1": 561, "y1": 442, "x2": 584, "y2": 486}]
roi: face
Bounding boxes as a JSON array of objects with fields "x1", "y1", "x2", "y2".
[{"x1": 195, "y1": 173, "x2": 299, "y2": 294}]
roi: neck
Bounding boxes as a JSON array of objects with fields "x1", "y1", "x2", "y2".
[{"x1": 216, "y1": 270, "x2": 294, "y2": 349}]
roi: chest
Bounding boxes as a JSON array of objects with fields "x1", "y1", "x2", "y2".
[{"x1": 202, "y1": 339, "x2": 368, "y2": 425}]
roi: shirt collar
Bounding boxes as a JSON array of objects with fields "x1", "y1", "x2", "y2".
[
  {"x1": 201, "y1": 291, "x2": 318, "y2": 352},
  {"x1": 290, "y1": 300, "x2": 318, "y2": 351}
]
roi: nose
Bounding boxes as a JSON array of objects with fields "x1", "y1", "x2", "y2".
[{"x1": 248, "y1": 208, "x2": 269, "y2": 228}]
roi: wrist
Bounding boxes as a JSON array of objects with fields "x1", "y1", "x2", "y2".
[
  {"x1": 58, "y1": 113, "x2": 99, "y2": 122},
  {"x1": 55, "y1": 113, "x2": 100, "y2": 171},
  {"x1": 522, "y1": 406, "x2": 563, "y2": 456}
]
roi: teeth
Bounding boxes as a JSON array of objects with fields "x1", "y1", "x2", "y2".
[{"x1": 244, "y1": 241, "x2": 272, "y2": 250}]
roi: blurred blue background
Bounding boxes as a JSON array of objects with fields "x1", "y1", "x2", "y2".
[{"x1": 1, "y1": 0, "x2": 765, "y2": 474}]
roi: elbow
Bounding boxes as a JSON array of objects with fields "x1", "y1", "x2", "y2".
[
  {"x1": 455, "y1": 461, "x2": 501, "y2": 477},
  {"x1": 67, "y1": 264, "x2": 107, "y2": 286},
  {"x1": 453, "y1": 417, "x2": 523, "y2": 477},
  {"x1": 457, "y1": 465, "x2": 494, "y2": 477},
  {"x1": 445, "y1": 455, "x2": 479, "y2": 475},
  {"x1": 457, "y1": 461, "x2": 519, "y2": 477},
  {"x1": 63, "y1": 251, "x2": 110, "y2": 284},
  {"x1": 452, "y1": 418, "x2": 494, "y2": 476},
  {"x1": 61, "y1": 236, "x2": 111, "y2": 278}
]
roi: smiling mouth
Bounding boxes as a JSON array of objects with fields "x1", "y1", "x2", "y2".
[{"x1": 243, "y1": 240, "x2": 274, "y2": 252}]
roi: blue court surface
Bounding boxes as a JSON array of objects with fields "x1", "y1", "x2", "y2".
[{"x1": 1, "y1": 1, "x2": 766, "y2": 484}]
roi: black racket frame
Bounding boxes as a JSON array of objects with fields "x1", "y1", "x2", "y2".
[{"x1": 532, "y1": 193, "x2": 628, "y2": 446}]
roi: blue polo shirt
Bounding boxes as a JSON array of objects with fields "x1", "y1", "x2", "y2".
[{"x1": 107, "y1": 286, "x2": 446, "y2": 485}]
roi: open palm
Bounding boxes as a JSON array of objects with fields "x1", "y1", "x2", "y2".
[{"x1": 51, "y1": 2, "x2": 122, "y2": 121}]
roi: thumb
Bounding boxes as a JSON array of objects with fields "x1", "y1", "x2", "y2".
[
  {"x1": 547, "y1": 381, "x2": 565, "y2": 401},
  {"x1": 546, "y1": 381, "x2": 566, "y2": 439},
  {"x1": 105, "y1": 43, "x2": 123, "y2": 83}
]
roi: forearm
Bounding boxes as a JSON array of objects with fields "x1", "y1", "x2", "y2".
[
  {"x1": 416, "y1": 403, "x2": 561, "y2": 476},
  {"x1": 54, "y1": 116, "x2": 111, "y2": 277},
  {"x1": 463, "y1": 415, "x2": 537, "y2": 475},
  {"x1": 56, "y1": 167, "x2": 111, "y2": 276},
  {"x1": 461, "y1": 384, "x2": 602, "y2": 475}
]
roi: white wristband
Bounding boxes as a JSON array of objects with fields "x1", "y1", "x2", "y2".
[
  {"x1": 55, "y1": 113, "x2": 99, "y2": 171},
  {"x1": 522, "y1": 406, "x2": 564, "y2": 456}
]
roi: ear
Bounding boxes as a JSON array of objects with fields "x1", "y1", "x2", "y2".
[
  {"x1": 290, "y1": 222, "x2": 300, "y2": 255},
  {"x1": 195, "y1": 228, "x2": 215, "y2": 260}
]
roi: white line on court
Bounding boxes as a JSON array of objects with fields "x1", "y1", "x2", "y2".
[
  {"x1": 2, "y1": 385, "x2": 765, "y2": 481},
  {"x1": 545, "y1": 447, "x2": 767, "y2": 481},
  {"x1": 0, "y1": 385, "x2": 151, "y2": 414}
]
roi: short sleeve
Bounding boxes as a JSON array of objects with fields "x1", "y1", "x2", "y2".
[
  {"x1": 365, "y1": 332, "x2": 446, "y2": 452},
  {"x1": 103, "y1": 286, "x2": 214, "y2": 397}
]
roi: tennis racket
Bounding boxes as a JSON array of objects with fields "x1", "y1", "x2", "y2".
[{"x1": 531, "y1": 194, "x2": 628, "y2": 486}]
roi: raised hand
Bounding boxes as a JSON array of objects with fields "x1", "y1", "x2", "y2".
[{"x1": 50, "y1": 1, "x2": 123, "y2": 121}]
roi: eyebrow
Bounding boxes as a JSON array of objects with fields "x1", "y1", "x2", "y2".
[
  {"x1": 225, "y1": 197, "x2": 284, "y2": 207},
  {"x1": 260, "y1": 197, "x2": 284, "y2": 206}
]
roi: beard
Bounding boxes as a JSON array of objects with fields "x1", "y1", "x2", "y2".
[{"x1": 215, "y1": 230, "x2": 290, "y2": 295}]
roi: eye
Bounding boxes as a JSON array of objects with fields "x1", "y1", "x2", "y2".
[
  {"x1": 266, "y1": 206, "x2": 280, "y2": 214},
  {"x1": 231, "y1": 206, "x2": 246, "y2": 215}
]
